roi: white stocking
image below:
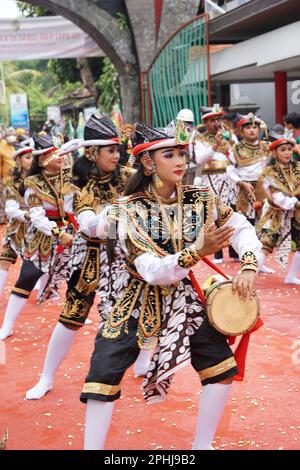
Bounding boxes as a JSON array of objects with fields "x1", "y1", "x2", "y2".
[
  {"x1": 35, "y1": 273, "x2": 49, "y2": 301},
  {"x1": 26, "y1": 322, "x2": 78, "y2": 399},
  {"x1": 84, "y1": 399, "x2": 114, "y2": 450},
  {"x1": 134, "y1": 349, "x2": 152, "y2": 377},
  {"x1": 258, "y1": 254, "x2": 275, "y2": 274},
  {"x1": 0, "y1": 294, "x2": 28, "y2": 340},
  {"x1": 193, "y1": 383, "x2": 232, "y2": 450},
  {"x1": 0, "y1": 269, "x2": 9, "y2": 300},
  {"x1": 285, "y1": 252, "x2": 300, "y2": 285}
]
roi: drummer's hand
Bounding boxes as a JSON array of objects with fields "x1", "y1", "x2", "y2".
[
  {"x1": 232, "y1": 270, "x2": 256, "y2": 301},
  {"x1": 239, "y1": 182, "x2": 256, "y2": 202},
  {"x1": 196, "y1": 224, "x2": 234, "y2": 257}
]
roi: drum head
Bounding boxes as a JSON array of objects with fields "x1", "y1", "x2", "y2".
[{"x1": 206, "y1": 281, "x2": 259, "y2": 336}]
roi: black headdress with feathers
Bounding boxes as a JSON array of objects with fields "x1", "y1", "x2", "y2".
[{"x1": 84, "y1": 113, "x2": 119, "y2": 141}]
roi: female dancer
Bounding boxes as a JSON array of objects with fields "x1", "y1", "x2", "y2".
[
  {"x1": 80, "y1": 120, "x2": 263, "y2": 450},
  {"x1": 0, "y1": 144, "x2": 33, "y2": 301},
  {"x1": 0, "y1": 134, "x2": 77, "y2": 340},
  {"x1": 26, "y1": 114, "x2": 151, "y2": 400},
  {"x1": 257, "y1": 138, "x2": 300, "y2": 284}
]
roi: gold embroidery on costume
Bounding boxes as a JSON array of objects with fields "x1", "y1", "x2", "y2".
[
  {"x1": 138, "y1": 284, "x2": 161, "y2": 342},
  {"x1": 4, "y1": 178, "x2": 24, "y2": 204},
  {"x1": 240, "y1": 251, "x2": 258, "y2": 272},
  {"x1": 27, "y1": 232, "x2": 52, "y2": 259},
  {"x1": 197, "y1": 357, "x2": 237, "y2": 381},
  {"x1": 199, "y1": 132, "x2": 231, "y2": 155},
  {"x1": 60, "y1": 291, "x2": 91, "y2": 326},
  {"x1": 233, "y1": 141, "x2": 270, "y2": 168},
  {"x1": 82, "y1": 382, "x2": 121, "y2": 396},
  {"x1": 25, "y1": 168, "x2": 74, "y2": 207},
  {"x1": 102, "y1": 279, "x2": 144, "y2": 339},
  {"x1": 75, "y1": 246, "x2": 100, "y2": 295},
  {"x1": 27, "y1": 193, "x2": 43, "y2": 208},
  {"x1": 236, "y1": 181, "x2": 257, "y2": 215},
  {"x1": 103, "y1": 186, "x2": 219, "y2": 345},
  {"x1": 263, "y1": 162, "x2": 300, "y2": 197},
  {"x1": 178, "y1": 245, "x2": 201, "y2": 268},
  {"x1": 0, "y1": 243, "x2": 17, "y2": 262},
  {"x1": 11, "y1": 287, "x2": 31, "y2": 297},
  {"x1": 215, "y1": 196, "x2": 234, "y2": 227}
]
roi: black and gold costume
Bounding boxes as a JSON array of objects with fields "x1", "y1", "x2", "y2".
[
  {"x1": 12, "y1": 168, "x2": 77, "y2": 300},
  {"x1": 227, "y1": 140, "x2": 271, "y2": 221},
  {"x1": 257, "y1": 161, "x2": 300, "y2": 267},
  {"x1": 59, "y1": 166, "x2": 133, "y2": 329},
  {"x1": 0, "y1": 175, "x2": 27, "y2": 264},
  {"x1": 80, "y1": 184, "x2": 261, "y2": 404}
]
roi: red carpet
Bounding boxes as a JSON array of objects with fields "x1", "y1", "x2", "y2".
[{"x1": 0, "y1": 241, "x2": 299, "y2": 450}]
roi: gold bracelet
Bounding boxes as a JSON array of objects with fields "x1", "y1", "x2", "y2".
[
  {"x1": 240, "y1": 251, "x2": 258, "y2": 273},
  {"x1": 178, "y1": 245, "x2": 202, "y2": 269},
  {"x1": 51, "y1": 226, "x2": 60, "y2": 238}
]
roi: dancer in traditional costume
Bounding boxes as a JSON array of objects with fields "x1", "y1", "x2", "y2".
[
  {"x1": 80, "y1": 120, "x2": 262, "y2": 450},
  {"x1": 0, "y1": 135, "x2": 77, "y2": 340},
  {"x1": 226, "y1": 113, "x2": 273, "y2": 273},
  {"x1": 26, "y1": 114, "x2": 151, "y2": 400},
  {"x1": 226, "y1": 113, "x2": 270, "y2": 224},
  {"x1": 194, "y1": 105, "x2": 238, "y2": 263},
  {"x1": 0, "y1": 144, "x2": 33, "y2": 301},
  {"x1": 257, "y1": 138, "x2": 300, "y2": 284}
]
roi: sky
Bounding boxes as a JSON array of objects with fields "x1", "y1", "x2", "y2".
[{"x1": 0, "y1": 0, "x2": 19, "y2": 18}]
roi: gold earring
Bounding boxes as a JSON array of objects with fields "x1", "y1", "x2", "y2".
[{"x1": 153, "y1": 173, "x2": 164, "y2": 188}]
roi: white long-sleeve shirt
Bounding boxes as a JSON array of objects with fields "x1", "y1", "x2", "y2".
[
  {"x1": 5, "y1": 198, "x2": 28, "y2": 222},
  {"x1": 227, "y1": 145, "x2": 267, "y2": 183},
  {"x1": 118, "y1": 207, "x2": 262, "y2": 286},
  {"x1": 78, "y1": 206, "x2": 110, "y2": 238},
  {"x1": 92, "y1": 195, "x2": 263, "y2": 286},
  {"x1": 263, "y1": 177, "x2": 298, "y2": 211},
  {"x1": 194, "y1": 140, "x2": 227, "y2": 166},
  {"x1": 24, "y1": 188, "x2": 74, "y2": 236}
]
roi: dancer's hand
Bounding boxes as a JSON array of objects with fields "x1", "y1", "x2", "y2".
[
  {"x1": 239, "y1": 182, "x2": 256, "y2": 202},
  {"x1": 212, "y1": 130, "x2": 224, "y2": 151},
  {"x1": 196, "y1": 225, "x2": 234, "y2": 257},
  {"x1": 232, "y1": 270, "x2": 256, "y2": 301},
  {"x1": 59, "y1": 232, "x2": 73, "y2": 247}
]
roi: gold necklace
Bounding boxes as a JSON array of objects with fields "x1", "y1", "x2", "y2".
[
  {"x1": 42, "y1": 169, "x2": 67, "y2": 223},
  {"x1": 150, "y1": 183, "x2": 183, "y2": 253}
]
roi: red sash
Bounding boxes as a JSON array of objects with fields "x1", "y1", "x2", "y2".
[{"x1": 45, "y1": 210, "x2": 79, "y2": 230}]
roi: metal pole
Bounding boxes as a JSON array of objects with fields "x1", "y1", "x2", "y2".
[
  {"x1": 0, "y1": 62, "x2": 9, "y2": 125},
  {"x1": 205, "y1": 0, "x2": 226, "y2": 14}
]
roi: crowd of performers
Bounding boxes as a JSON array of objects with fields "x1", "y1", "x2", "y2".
[{"x1": 0, "y1": 107, "x2": 299, "y2": 450}]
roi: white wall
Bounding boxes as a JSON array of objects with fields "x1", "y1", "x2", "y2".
[{"x1": 230, "y1": 80, "x2": 300, "y2": 126}]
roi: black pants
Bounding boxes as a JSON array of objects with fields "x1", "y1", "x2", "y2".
[
  {"x1": 80, "y1": 316, "x2": 238, "y2": 403},
  {"x1": 11, "y1": 260, "x2": 43, "y2": 298}
]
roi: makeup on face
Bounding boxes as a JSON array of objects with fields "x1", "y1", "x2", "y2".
[{"x1": 96, "y1": 145, "x2": 120, "y2": 173}]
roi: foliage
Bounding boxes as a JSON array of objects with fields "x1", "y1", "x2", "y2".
[
  {"x1": 48, "y1": 59, "x2": 81, "y2": 84},
  {"x1": 116, "y1": 12, "x2": 129, "y2": 31},
  {"x1": 0, "y1": 3, "x2": 122, "y2": 128},
  {"x1": 97, "y1": 57, "x2": 120, "y2": 115},
  {"x1": 16, "y1": 2, "x2": 53, "y2": 17}
]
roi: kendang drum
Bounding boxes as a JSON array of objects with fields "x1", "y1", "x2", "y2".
[{"x1": 203, "y1": 275, "x2": 260, "y2": 336}]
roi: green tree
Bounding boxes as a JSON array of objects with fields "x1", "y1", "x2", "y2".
[
  {"x1": 97, "y1": 57, "x2": 120, "y2": 115},
  {"x1": 16, "y1": 2, "x2": 52, "y2": 16}
]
